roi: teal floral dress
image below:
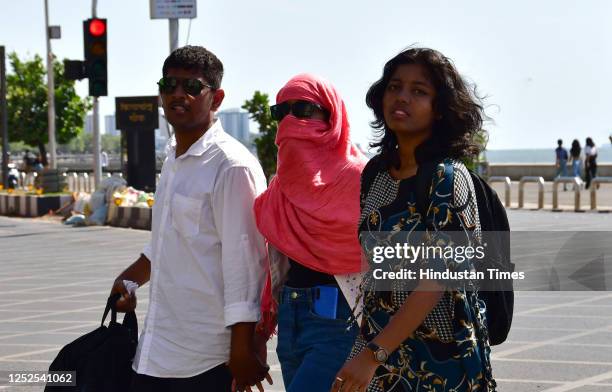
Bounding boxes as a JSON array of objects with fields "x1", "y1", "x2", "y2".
[{"x1": 349, "y1": 157, "x2": 495, "y2": 391}]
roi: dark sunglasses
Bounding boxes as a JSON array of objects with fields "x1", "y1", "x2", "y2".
[
  {"x1": 157, "y1": 76, "x2": 214, "y2": 96},
  {"x1": 270, "y1": 100, "x2": 329, "y2": 122}
]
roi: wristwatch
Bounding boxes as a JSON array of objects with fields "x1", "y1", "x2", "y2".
[{"x1": 366, "y1": 341, "x2": 389, "y2": 364}]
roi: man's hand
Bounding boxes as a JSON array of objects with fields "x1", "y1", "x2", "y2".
[
  {"x1": 253, "y1": 329, "x2": 268, "y2": 366},
  {"x1": 108, "y1": 254, "x2": 151, "y2": 313},
  {"x1": 109, "y1": 278, "x2": 136, "y2": 313},
  {"x1": 229, "y1": 323, "x2": 273, "y2": 392},
  {"x1": 228, "y1": 345, "x2": 272, "y2": 392}
]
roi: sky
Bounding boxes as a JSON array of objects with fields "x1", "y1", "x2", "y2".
[{"x1": 2, "y1": 0, "x2": 612, "y2": 151}]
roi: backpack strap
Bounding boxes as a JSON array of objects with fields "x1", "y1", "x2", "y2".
[
  {"x1": 102, "y1": 293, "x2": 121, "y2": 326},
  {"x1": 415, "y1": 160, "x2": 440, "y2": 220}
]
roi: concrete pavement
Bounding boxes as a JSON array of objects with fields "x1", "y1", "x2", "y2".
[{"x1": 0, "y1": 210, "x2": 611, "y2": 391}]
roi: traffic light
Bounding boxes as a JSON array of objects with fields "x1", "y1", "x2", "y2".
[{"x1": 83, "y1": 18, "x2": 107, "y2": 97}]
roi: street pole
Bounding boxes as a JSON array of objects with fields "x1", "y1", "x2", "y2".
[
  {"x1": 168, "y1": 18, "x2": 178, "y2": 138},
  {"x1": 0, "y1": 46, "x2": 9, "y2": 189},
  {"x1": 44, "y1": 0, "x2": 57, "y2": 169},
  {"x1": 91, "y1": 0, "x2": 101, "y2": 189},
  {"x1": 169, "y1": 18, "x2": 178, "y2": 53}
]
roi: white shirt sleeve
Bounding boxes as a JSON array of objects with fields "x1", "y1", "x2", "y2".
[
  {"x1": 212, "y1": 166, "x2": 267, "y2": 327},
  {"x1": 142, "y1": 242, "x2": 153, "y2": 261}
]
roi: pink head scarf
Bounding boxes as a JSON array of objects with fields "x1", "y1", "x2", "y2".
[{"x1": 254, "y1": 73, "x2": 367, "y2": 274}]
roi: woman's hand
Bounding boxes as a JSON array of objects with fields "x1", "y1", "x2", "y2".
[{"x1": 330, "y1": 350, "x2": 379, "y2": 392}]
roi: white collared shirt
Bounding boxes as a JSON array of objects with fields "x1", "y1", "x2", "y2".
[{"x1": 133, "y1": 120, "x2": 268, "y2": 378}]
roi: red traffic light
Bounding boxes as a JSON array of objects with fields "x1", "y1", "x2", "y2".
[{"x1": 88, "y1": 19, "x2": 106, "y2": 36}]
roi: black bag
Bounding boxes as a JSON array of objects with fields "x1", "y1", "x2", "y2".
[
  {"x1": 415, "y1": 161, "x2": 515, "y2": 346},
  {"x1": 45, "y1": 293, "x2": 138, "y2": 392}
]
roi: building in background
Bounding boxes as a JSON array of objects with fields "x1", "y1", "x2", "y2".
[
  {"x1": 217, "y1": 108, "x2": 250, "y2": 143},
  {"x1": 104, "y1": 115, "x2": 121, "y2": 136}
]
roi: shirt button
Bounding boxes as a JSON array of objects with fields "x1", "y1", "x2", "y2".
[{"x1": 291, "y1": 292, "x2": 299, "y2": 299}]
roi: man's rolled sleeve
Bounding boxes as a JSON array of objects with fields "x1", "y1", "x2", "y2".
[{"x1": 212, "y1": 165, "x2": 268, "y2": 328}]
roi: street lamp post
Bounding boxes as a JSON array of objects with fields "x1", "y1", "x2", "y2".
[{"x1": 44, "y1": 0, "x2": 57, "y2": 169}]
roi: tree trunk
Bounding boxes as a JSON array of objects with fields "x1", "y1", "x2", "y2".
[{"x1": 38, "y1": 142, "x2": 48, "y2": 167}]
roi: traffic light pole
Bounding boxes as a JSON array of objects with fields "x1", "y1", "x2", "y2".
[
  {"x1": 44, "y1": 0, "x2": 57, "y2": 169},
  {"x1": 91, "y1": 0, "x2": 101, "y2": 189},
  {"x1": 92, "y1": 98, "x2": 101, "y2": 188},
  {"x1": 169, "y1": 18, "x2": 178, "y2": 52}
]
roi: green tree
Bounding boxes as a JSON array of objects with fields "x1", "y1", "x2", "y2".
[
  {"x1": 6, "y1": 52, "x2": 91, "y2": 166},
  {"x1": 242, "y1": 91, "x2": 278, "y2": 180},
  {"x1": 101, "y1": 134, "x2": 121, "y2": 154},
  {"x1": 463, "y1": 129, "x2": 489, "y2": 175}
]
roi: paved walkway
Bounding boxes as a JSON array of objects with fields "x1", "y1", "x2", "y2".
[{"x1": 0, "y1": 210, "x2": 611, "y2": 391}]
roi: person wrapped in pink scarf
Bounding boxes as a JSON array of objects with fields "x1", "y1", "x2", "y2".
[{"x1": 254, "y1": 73, "x2": 367, "y2": 391}]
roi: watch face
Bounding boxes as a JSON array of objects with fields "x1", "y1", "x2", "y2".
[{"x1": 375, "y1": 349, "x2": 387, "y2": 362}]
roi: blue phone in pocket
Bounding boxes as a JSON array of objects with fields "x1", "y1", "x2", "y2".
[{"x1": 313, "y1": 286, "x2": 339, "y2": 319}]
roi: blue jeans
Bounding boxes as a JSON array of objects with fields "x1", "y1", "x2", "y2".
[
  {"x1": 556, "y1": 159, "x2": 568, "y2": 190},
  {"x1": 572, "y1": 160, "x2": 582, "y2": 178},
  {"x1": 556, "y1": 159, "x2": 568, "y2": 177},
  {"x1": 276, "y1": 286, "x2": 358, "y2": 392}
]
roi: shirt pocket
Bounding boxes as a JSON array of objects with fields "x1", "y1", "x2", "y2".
[{"x1": 171, "y1": 192, "x2": 202, "y2": 238}]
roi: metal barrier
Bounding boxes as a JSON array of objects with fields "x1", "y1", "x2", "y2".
[
  {"x1": 488, "y1": 176, "x2": 512, "y2": 207},
  {"x1": 67, "y1": 172, "x2": 78, "y2": 192},
  {"x1": 552, "y1": 177, "x2": 583, "y2": 211},
  {"x1": 590, "y1": 177, "x2": 612, "y2": 210},
  {"x1": 518, "y1": 176, "x2": 545, "y2": 209}
]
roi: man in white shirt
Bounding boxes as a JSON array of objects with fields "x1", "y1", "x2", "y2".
[{"x1": 109, "y1": 46, "x2": 270, "y2": 392}]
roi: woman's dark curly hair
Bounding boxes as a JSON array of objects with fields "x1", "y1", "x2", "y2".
[{"x1": 367, "y1": 47, "x2": 487, "y2": 169}]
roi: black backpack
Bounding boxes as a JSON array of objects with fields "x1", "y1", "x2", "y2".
[
  {"x1": 415, "y1": 161, "x2": 515, "y2": 346},
  {"x1": 45, "y1": 293, "x2": 138, "y2": 391}
]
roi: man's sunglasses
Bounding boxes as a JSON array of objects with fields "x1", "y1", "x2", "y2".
[
  {"x1": 270, "y1": 100, "x2": 329, "y2": 122},
  {"x1": 157, "y1": 77, "x2": 214, "y2": 96}
]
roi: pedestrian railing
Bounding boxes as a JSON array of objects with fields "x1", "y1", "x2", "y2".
[
  {"x1": 518, "y1": 176, "x2": 545, "y2": 209},
  {"x1": 590, "y1": 177, "x2": 612, "y2": 211},
  {"x1": 552, "y1": 177, "x2": 583, "y2": 211},
  {"x1": 66, "y1": 172, "x2": 78, "y2": 192},
  {"x1": 488, "y1": 176, "x2": 512, "y2": 207}
]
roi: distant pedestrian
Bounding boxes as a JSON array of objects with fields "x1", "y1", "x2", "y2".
[
  {"x1": 584, "y1": 137, "x2": 598, "y2": 189},
  {"x1": 100, "y1": 150, "x2": 109, "y2": 170},
  {"x1": 569, "y1": 139, "x2": 582, "y2": 188},
  {"x1": 555, "y1": 139, "x2": 568, "y2": 190},
  {"x1": 22, "y1": 149, "x2": 34, "y2": 172},
  {"x1": 33, "y1": 153, "x2": 44, "y2": 172}
]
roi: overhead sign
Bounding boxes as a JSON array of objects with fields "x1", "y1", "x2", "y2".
[
  {"x1": 115, "y1": 96, "x2": 159, "y2": 130},
  {"x1": 150, "y1": 0, "x2": 197, "y2": 19}
]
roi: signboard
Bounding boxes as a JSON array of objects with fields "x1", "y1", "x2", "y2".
[
  {"x1": 150, "y1": 0, "x2": 197, "y2": 19},
  {"x1": 115, "y1": 96, "x2": 159, "y2": 130}
]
